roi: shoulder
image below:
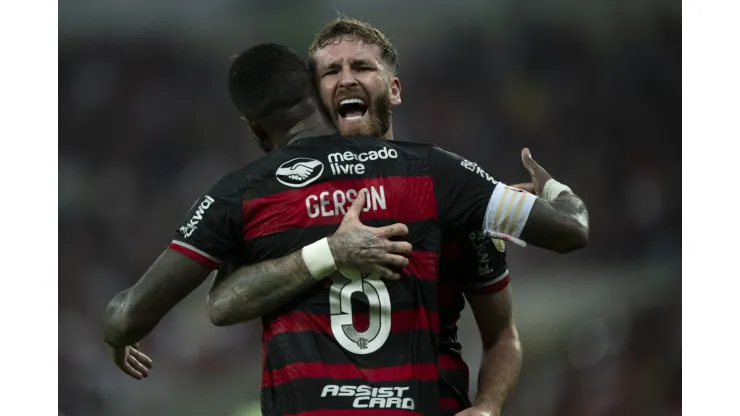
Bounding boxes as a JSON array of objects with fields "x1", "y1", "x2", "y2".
[
  {"x1": 221, "y1": 145, "x2": 337, "y2": 197},
  {"x1": 222, "y1": 148, "x2": 305, "y2": 189},
  {"x1": 389, "y1": 141, "x2": 468, "y2": 165},
  {"x1": 385, "y1": 139, "x2": 439, "y2": 154}
]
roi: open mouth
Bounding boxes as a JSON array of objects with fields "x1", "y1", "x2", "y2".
[{"x1": 337, "y1": 98, "x2": 368, "y2": 121}]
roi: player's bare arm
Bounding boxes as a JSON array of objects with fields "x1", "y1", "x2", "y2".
[
  {"x1": 440, "y1": 147, "x2": 589, "y2": 254},
  {"x1": 460, "y1": 287, "x2": 521, "y2": 416},
  {"x1": 207, "y1": 250, "x2": 316, "y2": 326},
  {"x1": 103, "y1": 249, "x2": 212, "y2": 378},
  {"x1": 517, "y1": 192, "x2": 589, "y2": 254},
  {"x1": 104, "y1": 249, "x2": 212, "y2": 346},
  {"x1": 517, "y1": 148, "x2": 589, "y2": 253},
  {"x1": 104, "y1": 173, "x2": 244, "y2": 379},
  {"x1": 207, "y1": 191, "x2": 412, "y2": 326}
]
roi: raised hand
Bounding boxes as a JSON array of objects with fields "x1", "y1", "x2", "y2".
[{"x1": 519, "y1": 148, "x2": 553, "y2": 196}]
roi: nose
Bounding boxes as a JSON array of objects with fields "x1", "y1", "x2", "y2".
[{"x1": 338, "y1": 66, "x2": 358, "y2": 89}]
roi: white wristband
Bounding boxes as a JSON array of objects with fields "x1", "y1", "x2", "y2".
[
  {"x1": 301, "y1": 238, "x2": 336, "y2": 280},
  {"x1": 542, "y1": 179, "x2": 572, "y2": 201}
]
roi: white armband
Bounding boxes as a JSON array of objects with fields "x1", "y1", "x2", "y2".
[
  {"x1": 301, "y1": 237, "x2": 336, "y2": 280},
  {"x1": 483, "y1": 185, "x2": 537, "y2": 247},
  {"x1": 542, "y1": 179, "x2": 572, "y2": 201}
]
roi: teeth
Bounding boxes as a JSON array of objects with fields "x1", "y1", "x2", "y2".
[
  {"x1": 339, "y1": 98, "x2": 365, "y2": 106},
  {"x1": 344, "y1": 115, "x2": 363, "y2": 121}
]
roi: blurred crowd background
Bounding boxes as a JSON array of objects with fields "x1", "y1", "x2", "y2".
[{"x1": 59, "y1": 0, "x2": 681, "y2": 415}]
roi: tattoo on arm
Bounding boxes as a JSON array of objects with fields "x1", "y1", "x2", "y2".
[
  {"x1": 208, "y1": 251, "x2": 317, "y2": 325},
  {"x1": 520, "y1": 191, "x2": 589, "y2": 253},
  {"x1": 550, "y1": 192, "x2": 590, "y2": 229}
]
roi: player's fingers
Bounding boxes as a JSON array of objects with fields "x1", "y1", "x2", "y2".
[
  {"x1": 520, "y1": 148, "x2": 541, "y2": 175},
  {"x1": 373, "y1": 265, "x2": 401, "y2": 280},
  {"x1": 521, "y1": 149, "x2": 553, "y2": 190},
  {"x1": 522, "y1": 148, "x2": 551, "y2": 177},
  {"x1": 129, "y1": 343, "x2": 153, "y2": 367},
  {"x1": 127, "y1": 355, "x2": 150, "y2": 377},
  {"x1": 121, "y1": 362, "x2": 143, "y2": 380},
  {"x1": 375, "y1": 223, "x2": 409, "y2": 238},
  {"x1": 381, "y1": 253, "x2": 410, "y2": 268},
  {"x1": 384, "y1": 241, "x2": 412, "y2": 254},
  {"x1": 344, "y1": 190, "x2": 367, "y2": 221},
  {"x1": 129, "y1": 348, "x2": 153, "y2": 369}
]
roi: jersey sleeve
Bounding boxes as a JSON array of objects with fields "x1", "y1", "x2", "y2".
[
  {"x1": 168, "y1": 175, "x2": 243, "y2": 269},
  {"x1": 460, "y1": 231, "x2": 510, "y2": 295},
  {"x1": 428, "y1": 147, "x2": 537, "y2": 247}
]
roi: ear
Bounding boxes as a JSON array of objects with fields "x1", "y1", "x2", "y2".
[
  {"x1": 244, "y1": 117, "x2": 274, "y2": 153},
  {"x1": 389, "y1": 76, "x2": 402, "y2": 106}
]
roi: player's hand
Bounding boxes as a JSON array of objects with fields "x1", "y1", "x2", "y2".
[
  {"x1": 519, "y1": 148, "x2": 552, "y2": 196},
  {"x1": 109, "y1": 342, "x2": 153, "y2": 380},
  {"x1": 455, "y1": 406, "x2": 501, "y2": 416},
  {"x1": 328, "y1": 190, "x2": 412, "y2": 280}
]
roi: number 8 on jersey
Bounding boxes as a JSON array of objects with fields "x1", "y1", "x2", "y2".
[{"x1": 329, "y1": 269, "x2": 392, "y2": 354}]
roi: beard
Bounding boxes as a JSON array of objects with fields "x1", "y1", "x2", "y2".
[{"x1": 336, "y1": 91, "x2": 392, "y2": 138}]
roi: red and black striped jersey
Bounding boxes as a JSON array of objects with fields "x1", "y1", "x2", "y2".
[
  {"x1": 169, "y1": 134, "x2": 504, "y2": 415},
  {"x1": 437, "y1": 233, "x2": 510, "y2": 415}
]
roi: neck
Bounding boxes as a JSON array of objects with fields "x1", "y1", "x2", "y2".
[
  {"x1": 268, "y1": 100, "x2": 337, "y2": 148},
  {"x1": 383, "y1": 124, "x2": 395, "y2": 140},
  {"x1": 286, "y1": 111, "x2": 338, "y2": 145}
]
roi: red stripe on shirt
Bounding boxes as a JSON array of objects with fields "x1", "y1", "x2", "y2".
[
  {"x1": 243, "y1": 176, "x2": 437, "y2": 240},
  {"x1": 264, "y1": 308, "x2": 439, "y2": 342},
  {"x1": 404, "y1": 251, "x2": 439, "y2": 281},
  {"x1": 439, "y1": 353, "x2": 469, "y2": 373},
  {"x1": 466, "y1": 275, "x2": 510, "y2": 295},
  {"x1": 439, "y1": 397, "x2": 462, "y2": 410},
  {"x1": 168, "y1": 242, "x2": 220, "y2": 269},
  {"x1": 263, "y1": 362, "x2": 438, "y2": 387}
]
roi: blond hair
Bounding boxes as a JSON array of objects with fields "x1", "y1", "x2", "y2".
[{"x1": 308, "y1": 17, "x2": 399, "y2": 75}]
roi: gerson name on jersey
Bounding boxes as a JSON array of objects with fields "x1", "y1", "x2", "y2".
[{"x1": 306, "y1": 186, "x2": 387, "y2": 218}]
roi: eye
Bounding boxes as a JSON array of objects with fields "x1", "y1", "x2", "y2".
[
  {"x1": 322, "y1": 69, "x2": 339, "y2": 77},
  {"x1": 356, "y1": 67, "x2": 372, "y2": 72}
]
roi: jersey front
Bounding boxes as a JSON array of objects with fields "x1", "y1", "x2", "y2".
[{"x1": 169, "y1": 134, "x2": 510, "y2": 415}]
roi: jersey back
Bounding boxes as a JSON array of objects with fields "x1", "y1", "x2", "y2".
[
  {"x1": 248, "y1": 135, "x2": 449, "y2": 415},
  {"x1": 170, "y1": 134, "x2": 506, "y2": 415}
]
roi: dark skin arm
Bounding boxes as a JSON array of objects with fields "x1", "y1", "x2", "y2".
[
  {"x1": 514, "y1": 148, "x2": 590, "y2": 253},
  {"x1": 104, "y1": 249, "x2": 213, "y2": 348},
  {"x1": 462, "y1": 287, "x2": 522, "y2": 416},
  {"x1": 520, "y1": 192, "x2": 589, "y2": 254}
]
